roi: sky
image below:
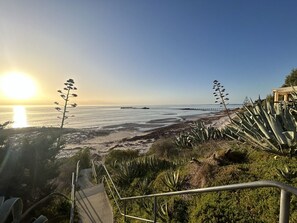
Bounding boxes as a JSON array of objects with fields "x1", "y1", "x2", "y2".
[{"x1": 0, "y1": 0, "x2": 296, "y2": 105}]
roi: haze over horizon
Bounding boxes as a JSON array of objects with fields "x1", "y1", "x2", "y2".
[{"x1": 0, "y1": 0, "x2": 296, "y2": 105}]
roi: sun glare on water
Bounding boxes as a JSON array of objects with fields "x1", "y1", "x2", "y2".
[
  {"x1": 0, "y1": 72, "x2": 37, "y2": 100},
  {"x1": 13, "y1": 106, "x2": 28, "y2": 128}
]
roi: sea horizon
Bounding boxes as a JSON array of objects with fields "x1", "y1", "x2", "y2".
[{"x1": 0, "y1": 104, "x2": 241, "y2": 130}]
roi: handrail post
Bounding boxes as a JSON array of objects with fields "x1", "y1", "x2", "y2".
[
  {"x1": 279, "y1": 189, "x2": 291, "y2": 223},
  {"x1": 153, "y1": 196, "x2": 157, "y2": 223},
  {"x1": 124, "y1": 200, "x2": 127, "y2": 223},
  {"x1": 75, "y1": 160, "x2": 80, "y2": 184},
  {"x1": 70, "y1": 172, "x2": 75, "y2": 223}
]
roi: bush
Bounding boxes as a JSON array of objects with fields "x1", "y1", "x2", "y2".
[
  {"x1": 55, "y1": 148, "x2": 91, "y2": 192},
  {"x1": 111, "y1": 156, "x2": 175, "y2": 188},
  {"x1": 105, "y1": 149, "x2": 139, "y2": 165},
  {"x1": 148, "y1": 138, "x2": 179, "y2": 159}
]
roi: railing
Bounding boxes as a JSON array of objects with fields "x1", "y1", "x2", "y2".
[
  {"x1": 70, "y1": 160, "x2": 80, "y2": 223},
  {"x1": 101, "y1": 164, "x2": 297, "y2": 223}
]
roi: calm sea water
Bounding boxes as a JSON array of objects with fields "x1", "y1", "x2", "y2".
[{"x1": 0, "y1": 104, "x2": 240, "y2": 130}]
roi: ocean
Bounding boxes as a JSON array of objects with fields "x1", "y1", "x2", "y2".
[{"x1": 0, "y1": 104, "x2": 240, "y2": 130}]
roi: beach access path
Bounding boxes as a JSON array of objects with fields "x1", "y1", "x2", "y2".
[{"x1": 76, "y1": 168, "x2": 113, "y2": 223}]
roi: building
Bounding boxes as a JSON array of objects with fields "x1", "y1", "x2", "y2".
[{"x1": 272, "y1": 86, "x2": 297, "y2": 103}]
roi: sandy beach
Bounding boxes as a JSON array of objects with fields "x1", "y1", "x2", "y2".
[{"x1": 59, "y1": 110, "x2": 236, "y2": 158}]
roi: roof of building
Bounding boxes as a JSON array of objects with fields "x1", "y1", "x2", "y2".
[{"x1": 273, "y1": 86, "x2": 297, "y2": 93}]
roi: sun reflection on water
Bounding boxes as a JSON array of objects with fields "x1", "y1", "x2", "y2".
[{"x1": 13, "y1": 106, "x2": 28, "y2": 128}]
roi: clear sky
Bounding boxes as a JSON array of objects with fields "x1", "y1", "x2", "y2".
[{"x1": 0, "y1": 0, "x2": 296, "y2": 105}]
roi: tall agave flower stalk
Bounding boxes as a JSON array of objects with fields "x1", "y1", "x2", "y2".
[
  {"x1": 54, "y1": 79, "x2": 78, "y2": 129},
  {"x1": 213, "y1": 80, "x2": 231, "y2": 121},
  {"x1": 54, "y1": 79, "x2": 78, "y2": 148}
]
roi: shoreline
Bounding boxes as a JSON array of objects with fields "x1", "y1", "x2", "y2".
[
  {"x1": 59, "y1": 109, "x2": 237, "y2": 158},
  {"x1": 2, "y1": 109, "x2": 238, "y2": 159}
]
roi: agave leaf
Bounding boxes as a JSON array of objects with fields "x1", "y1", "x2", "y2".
[
  {"x1": 261, "y1": 104, "x2": 287, "y2": 145},
  {"x1": 0, "y1": 197, "x2": 23, "y2": 223},
  {"x1": 0, "y1": 197, "x2": 4, "y2": 206},
  {"x1": 245, "y1": 105, "x2": 272, "y2": 139}
]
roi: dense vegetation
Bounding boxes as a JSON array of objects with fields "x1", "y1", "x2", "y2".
[
  {"x1": 102, "y1": 99, "x2": 297, "y2": 222},
  {"x1": 0, "y1": 125, "x2": 93, "y2": 222},
  {"x1": 104, "y1": 139, "x2": 297, "y2": 222},
  {"x1": 283, "y1": 68, "x2": 297, "y2": 87},
  {"x1": 0, "y1": 79, "x2": 85, "y2": 222}
]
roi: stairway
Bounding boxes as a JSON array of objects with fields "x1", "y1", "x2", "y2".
[{"x1": 76, "y1": 169, "x2": 113, "y2": 223}]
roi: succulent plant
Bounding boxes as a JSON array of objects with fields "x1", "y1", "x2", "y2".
[
  {"x1": 112, "y1": 156, "x2": 175, "y2": 187},
  {"x1": 0, "y1": 197, "x2": 48, "y2": 223},
  {"x1": 161, "y1": 170, "x2": 185, "y2": 192},
  {"x1": 227, "y1": 100, "x2": 297, "y2": 157},
  {"x1": 276, "y1": 165, "x2": 297, "y2": 183},
  {"x1": 175, "y1": 132, "x2": 192, "y2": 148},
  {"x1": 175, "y1": 121, "x2": 226, "y2": 148}
]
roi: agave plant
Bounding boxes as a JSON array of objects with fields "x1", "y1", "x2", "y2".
[
  {"x1": 189, "y1": 122, "x2": 225, "y2": 143},
  {"x1": 136, "y1": 198, "x2": 169, "y2": 222},
  {"x1": 142, "y1": 156, "x2": 174, "y2": 172},
  {"x1": 161, "y1": 170, "x2": 185, "y2": 192},
  {"x1": 158, "y1": 202, "x2": 170, "y2": 222},
  {"x1": 276, "y1": 165, "x2": 297, "y2": 183},
  {"x1": 137, "y1": 177, "x2": 153, "y2": 195},
  {"x1": 227, "y1": 100, "x2": 297, "y2": 157},
  {"x1": 112, "y1": 156, "x2": 175, "y2": 187},
  {"x1": 175, "y1": 121, "x2": 226, "y2": 148},
  {"x1": 113, "y1": 161, "x2": 143, "y2": 186},
  {"x1": 175, "y1": 132, "x2": 192, "y2": 148},
  {"x1": 0, "y1": 196, "x2": 48, "y2": 223}
]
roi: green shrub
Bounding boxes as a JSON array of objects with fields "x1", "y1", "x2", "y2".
[
  {"x1": 72, "y1": 148, "x2": 91, "y2": 168},
  {"x1": 175, "y1": 121, "x2": 226, "y2": 149},
  {"x1": 0, "y1": 131, "x2": 60, "y2": 206},
  {"x1": 169, "y1": 198, "x2": 189, "y2": 223},
  {"x1": 189, "y1": 190, "x2": 278, "y2": 223},
  {"x1": 148, "y1": 138, "x2": 179, "y2": 159},
  {"x1": 112, "y1": 156, "x2": 175, "y2": 188},
  {"x1": 105, "y1": 149, "x2": 139, "y2": 165}
]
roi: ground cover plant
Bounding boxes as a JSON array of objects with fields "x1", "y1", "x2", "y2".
[
  {"x1": 105, "y1": 138, "x2": 297, "y2": 222},
  {"x1": 103, "y1": 96, "x2": 297, "y2": 222}
]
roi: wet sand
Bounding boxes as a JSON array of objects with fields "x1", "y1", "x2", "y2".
[{"x1": 59, "y1": 110, "x2": 237, "y2": 158}]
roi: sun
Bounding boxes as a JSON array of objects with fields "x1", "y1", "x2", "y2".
[{"x1": 0, "y1": 72, "x2": 37, "y2": 100}]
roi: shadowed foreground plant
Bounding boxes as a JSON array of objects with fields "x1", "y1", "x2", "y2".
[{"x1": 0, "y1": 196, "x2": 48, "y2": 223}]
